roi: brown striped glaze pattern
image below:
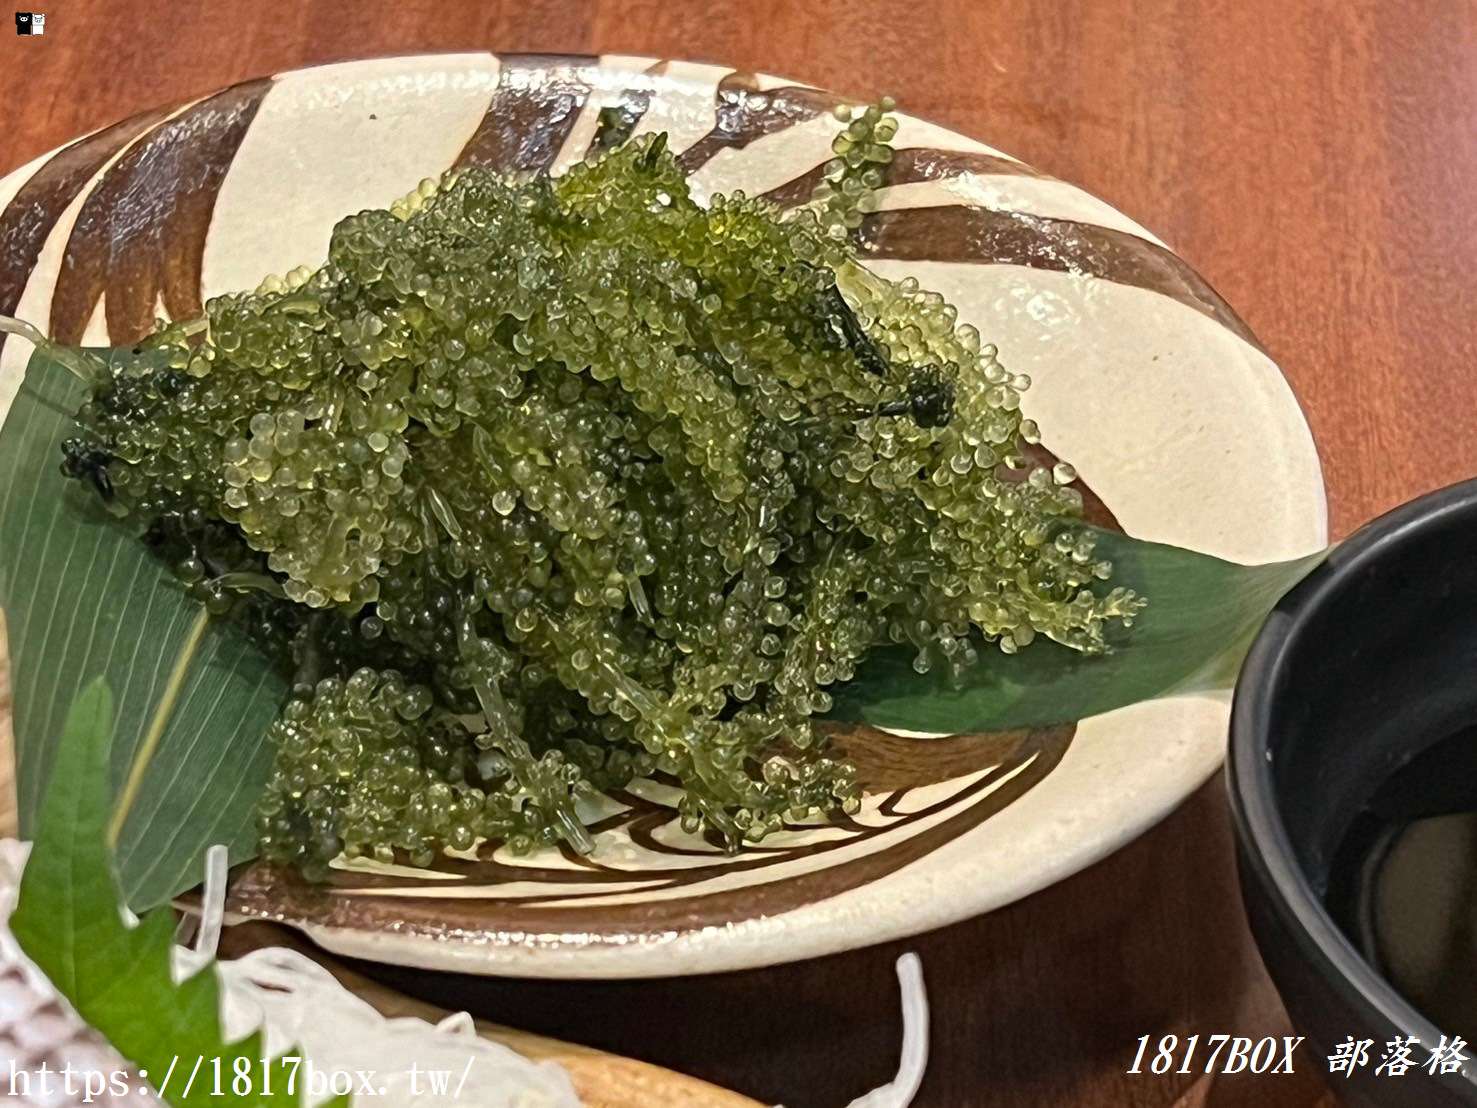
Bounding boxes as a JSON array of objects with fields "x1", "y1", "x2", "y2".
[
  {"x1": 0, "y1": 108, "x2": 172, "y2": 350},
  {"x1": 0, "y1": 54, "x2": 1254, "y2": 381},
  {"x1": 49, "y1": 79, "x2": 273, "y2": 347}
]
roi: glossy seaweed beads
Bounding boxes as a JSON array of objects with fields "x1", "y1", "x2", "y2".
[{"x1": 61, "y1": 104, "x2": 1142, "y2": 878}]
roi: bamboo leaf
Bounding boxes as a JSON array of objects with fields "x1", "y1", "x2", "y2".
[
  {"x1": 0, "y1": 346, "x2": 286, "y2": 911},
  {"x1": 10, "y1": 678, "x2": 347, "y2": 1107},
  {"x1": 828, "y1": 530, "x2": 1326, "y2": 732}
]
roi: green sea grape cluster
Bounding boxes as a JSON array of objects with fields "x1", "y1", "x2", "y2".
[{"x1": 60, "y1": 103, "x2": 1142, "y2": 878}]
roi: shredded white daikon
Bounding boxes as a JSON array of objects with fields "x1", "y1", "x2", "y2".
[
  {"x1": 1, "y1": 836, "x2": 934, "y2": 1108},
  {"x1": 212, "y1": 947, "x2": 581, "y2": 1107},
  {"x1": 170, "y1": 842, "x2": 227, "y2": 981},
  {"x1": 839, "y1": 953, "x2": 929, "y2": 1108},
  {"x1": 773, "y1": 952, "x2": 930, "y2": 1108},
  {"x1": 181, "y1": 843, "x2": 580, "y2": 1107},
  {"x1": 0, "y1": 838, "x2": 48, "y2": 999},
  {"x1": 0, "y1": 839, "x2": 580, "y2": 1107}
]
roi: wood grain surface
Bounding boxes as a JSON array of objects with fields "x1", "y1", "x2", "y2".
[{"x1": 4, "y1": 1, "x2": 1472, "y2": 1104}]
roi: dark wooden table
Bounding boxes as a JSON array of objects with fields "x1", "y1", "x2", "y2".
[{"x1": 5, "y1": 2, "x2": 1473, "y2": 1104}]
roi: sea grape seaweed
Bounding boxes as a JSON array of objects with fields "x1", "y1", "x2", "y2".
[{"x1": 59, "y1": 103, "x2": 1142, "y2": 876}]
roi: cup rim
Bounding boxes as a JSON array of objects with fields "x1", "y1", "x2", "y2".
[{"x1": 1228, "y1": 477, "x2": 1477, "y2": 1062}]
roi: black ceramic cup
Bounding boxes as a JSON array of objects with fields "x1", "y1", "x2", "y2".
[{"x1": 1230, "y1": 478, "x2": 1477, "y2": 1107}]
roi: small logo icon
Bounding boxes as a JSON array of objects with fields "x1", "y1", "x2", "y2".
[{"x1": 15, "y1": 11, "x2": 42, "y2": 34}]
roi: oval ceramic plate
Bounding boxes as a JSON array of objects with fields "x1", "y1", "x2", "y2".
[{"x1": 0, "y1": 54, "x2": 1326, "y2": 978}]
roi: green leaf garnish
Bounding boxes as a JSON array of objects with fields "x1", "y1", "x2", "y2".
[
  {"x1": 0, "y1": 345, "x2": 286, "y2": 911},
  {"x1": 9, "y1": 678, "x2": 346, "y2": 1107},
  {"x1": 830, "y1": 529, "x2": 1326, "y2": 732}
]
